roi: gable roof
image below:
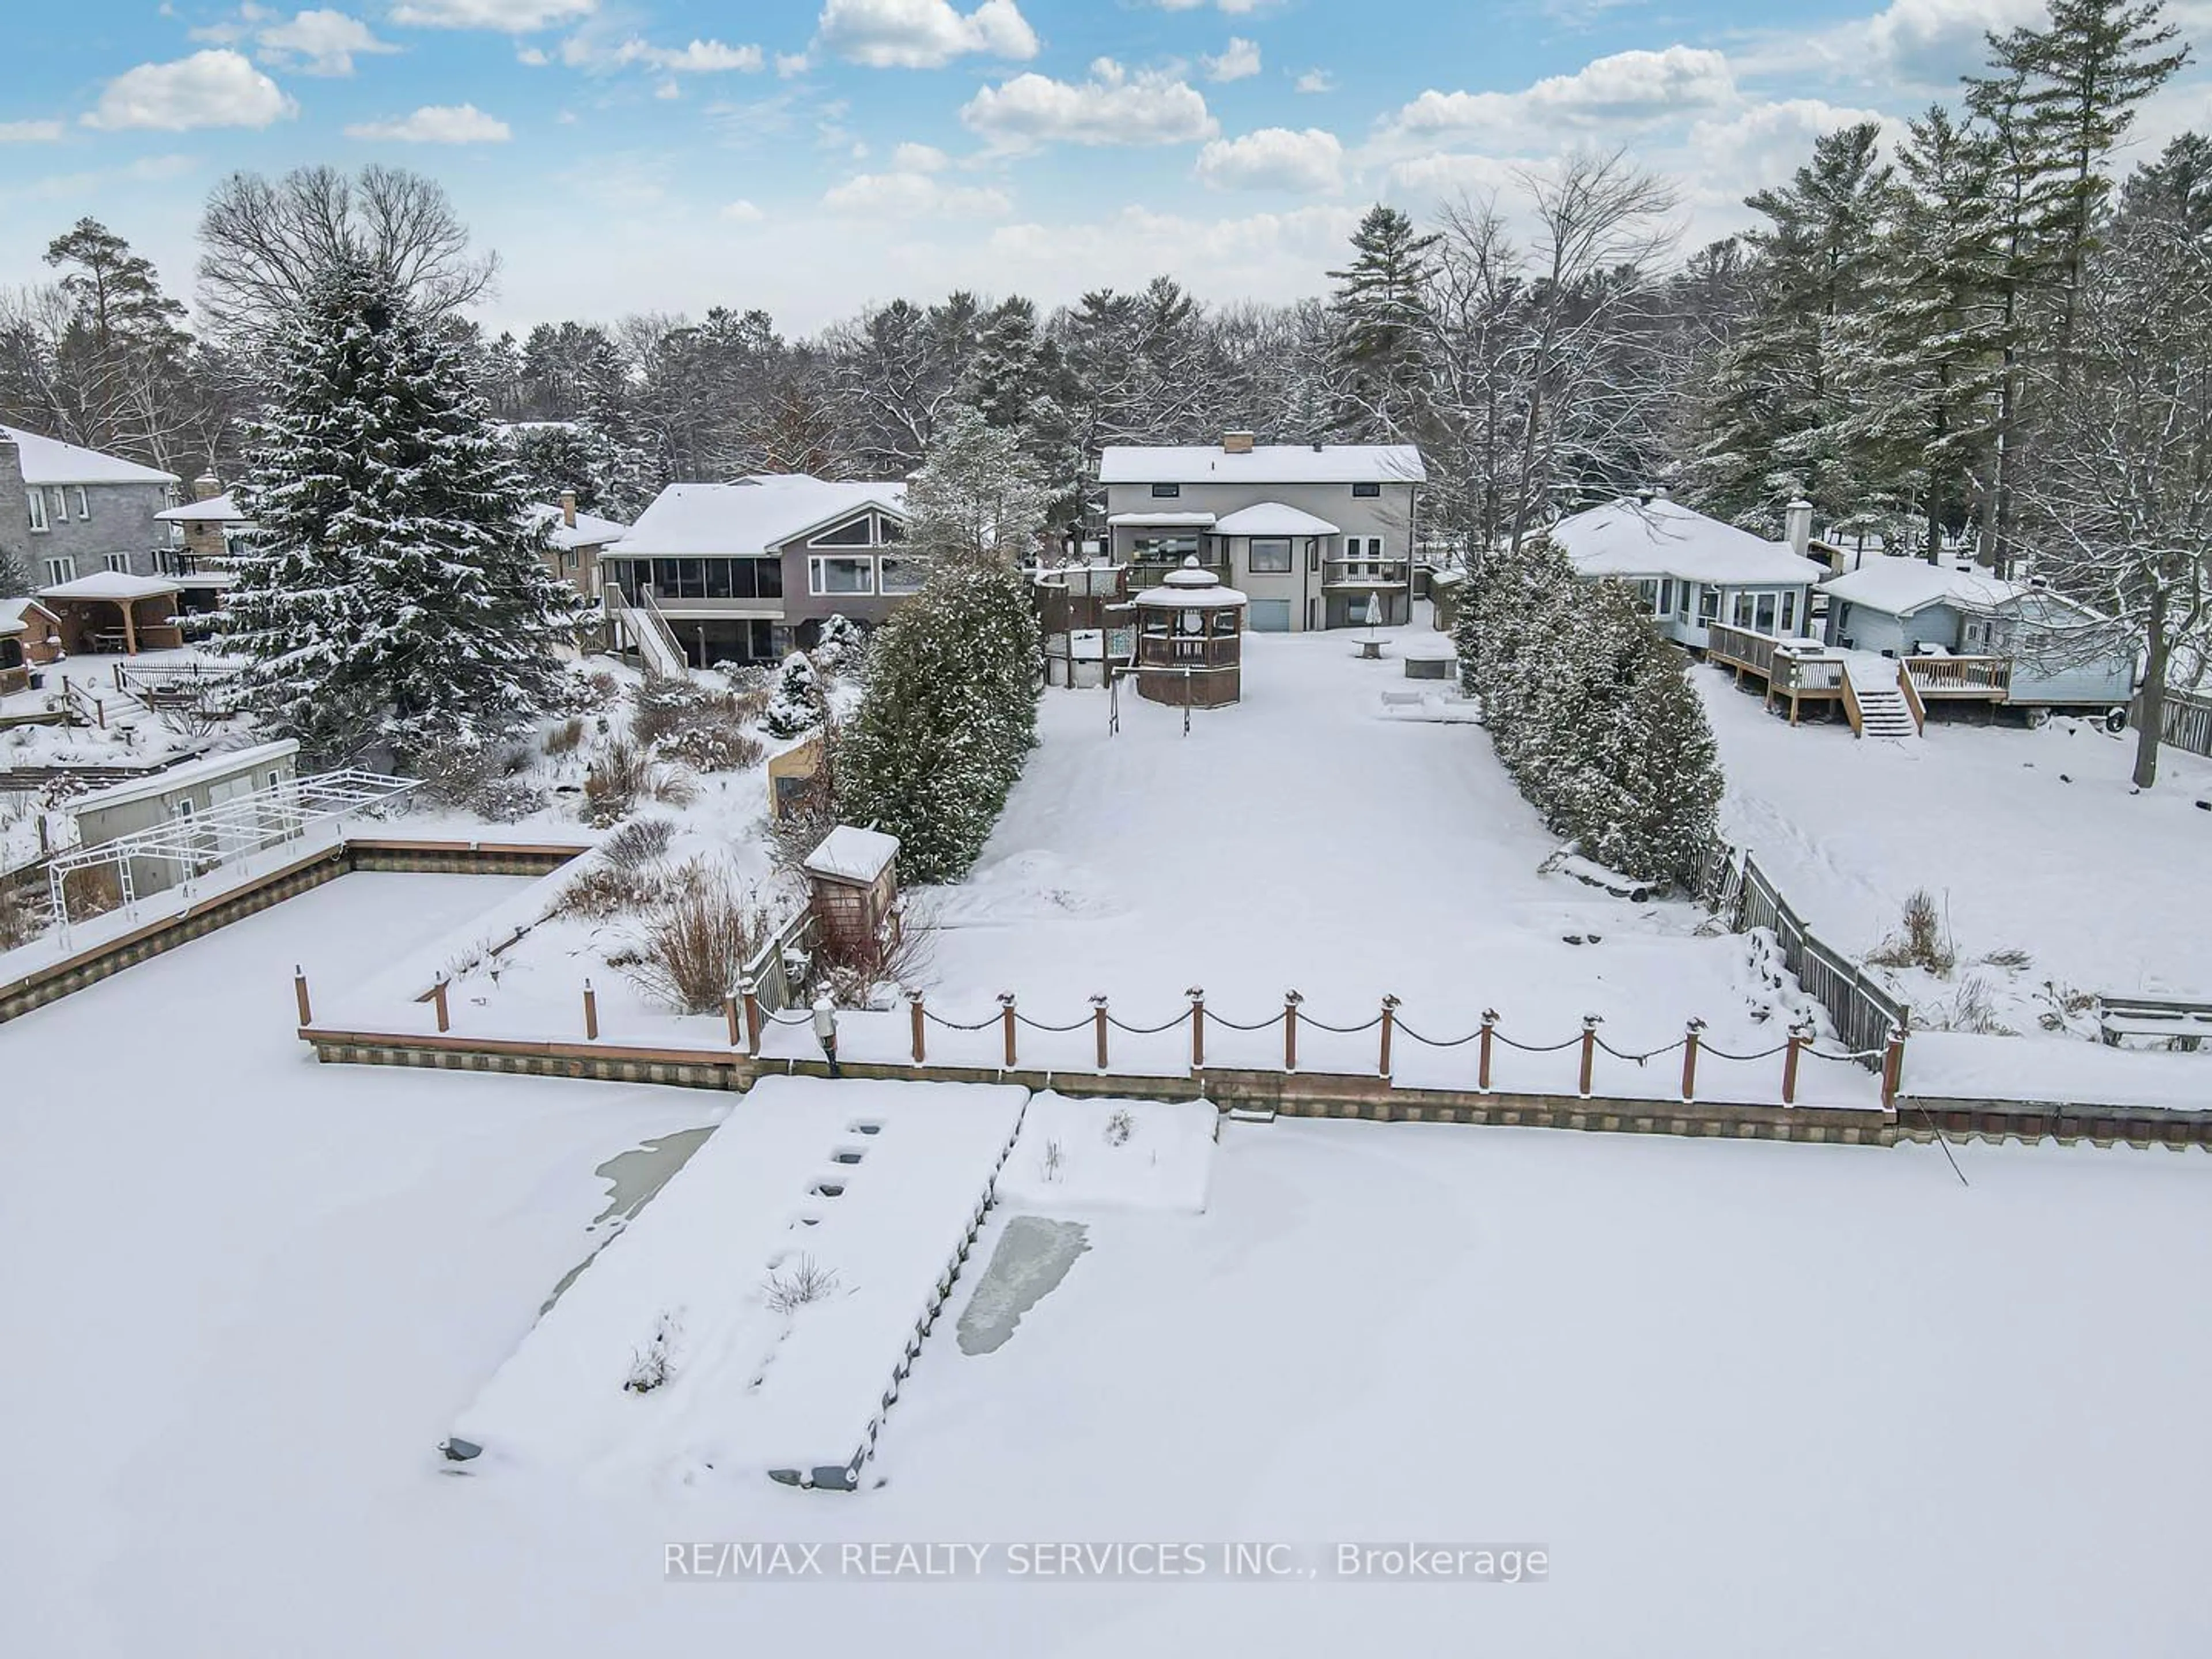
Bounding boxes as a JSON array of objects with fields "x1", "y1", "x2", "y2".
[
  {"x1": 156, "y1": 491, "x2": 245, "y2": 524},
  {"x1": 1550, "y1": 497, "x2": 1825, "y2": 587},
  {"x1": 1213, "y1": 501, "x2": 1341, "y2": 536},
  {"x1": 1099, "y1": 443, "x2": 1427, "y2": 486},
  {"x1": 525, "y1": 501, "x2": 631, "y2": 551},
  {"x1": 612, "y1": 475, "x2": 907, "y2": 558},
  {"x1": 802, "y1": 824, "x2": 900, "y2": 886},
  {"x1": 1820, "y1": 555, "x2": 2030, "y2": 618},
  {"x1": 0, "y1": 597, "x2": 59, "y2": 635},
  {"x1": 1, "y1": 425, "x2": 179, "y2": 487}
]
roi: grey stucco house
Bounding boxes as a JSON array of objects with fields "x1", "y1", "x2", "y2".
[
  {"x1": 1, "y1": 425, "x2": 180, "y2": 591},
  {"x1": 601, "y1": 474, "x2": 911, "y2": 668},
  {"x1": 1097, "y1": 434, "x2": 1427, "y2": 632}
]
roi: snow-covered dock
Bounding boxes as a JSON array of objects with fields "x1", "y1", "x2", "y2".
[{"x1": 450, "y1": 1075, "x2": 1030, "y2": 1489}]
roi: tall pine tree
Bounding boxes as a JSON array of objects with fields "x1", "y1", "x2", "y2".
[
  {"x1": 221, "y1": 256, "x2": 577, "y2": 767},
  {"x1": 1328, "y1": 204, "x2": 1440, "y2": 441}
]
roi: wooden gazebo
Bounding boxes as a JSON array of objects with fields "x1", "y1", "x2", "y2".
[
  {"x1": 1131, "y1": 556, "x2": 1248, "y2": 708},
  {"x1": 36, "y1": 572, "x2": 184, "y2": 656}
]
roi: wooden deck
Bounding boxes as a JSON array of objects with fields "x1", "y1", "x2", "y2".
[
  {"x1": 1902, "y1": 656, "x2": 2011, "y2": 700},
  {"x1": 1706, "y1": 623, "x2": 1846, "y2": 725}
]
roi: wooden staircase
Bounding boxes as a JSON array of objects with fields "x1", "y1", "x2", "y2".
[{"x1": 1843, "y1": 660, "x2": 1921, "y2": 740}]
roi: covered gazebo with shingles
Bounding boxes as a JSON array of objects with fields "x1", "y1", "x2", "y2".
[{"x1": 36, "y1": 571, "x2": 185, "y2": 656}]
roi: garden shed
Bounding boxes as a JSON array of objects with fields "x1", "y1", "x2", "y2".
[{"x1": 802, "y1": 825, "x2": 902, "y2": 957}]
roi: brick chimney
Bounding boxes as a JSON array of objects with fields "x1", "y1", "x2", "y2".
[
  {"x1": 560, "y1": 490, "x2": 577, "y2": 529},
  {"x1": 193, "y1": 472, "x2": 222, "y2": 502},
  {"x1": 1222, "y1": 431, "x2": 1255, "y2": 455}
]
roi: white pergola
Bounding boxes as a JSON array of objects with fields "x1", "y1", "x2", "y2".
[{"x1": 47, "y1": 768, "x2": 421, "y2": 926}]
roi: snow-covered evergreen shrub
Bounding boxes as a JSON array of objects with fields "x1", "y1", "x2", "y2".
[
  {"x1": 762, "y1": 651, "x2": 827, "y2": 739},
  {"x1": 812, "y1": 614, "x2": 869, "y2": 679},
  {"x1": 834, "y1": 556, "x2": 1041, "y2": 884},
  {"x1": 219, "y1": 257, "x2": 578, "y2": 767},
  {"x1": 1456, "y1": 537, "x2": 1721, "y2": 885}
]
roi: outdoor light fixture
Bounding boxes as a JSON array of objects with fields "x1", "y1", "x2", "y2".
[{"x1": 812, "y1": 995, "x2": 840, "y2": 1077}]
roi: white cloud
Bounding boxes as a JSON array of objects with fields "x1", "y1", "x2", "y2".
[
  {"x1": 1866, "y1": 0, "x2": 2044, "y2": 84},
  {"x1": 815, "y1": 0, "x2": 1038, "y2": 69},
  {"x1": 961, "y1": 59, "x2": 1218, "y2": 150},
  {"x1": 517, "y1": 44, "x2": 549, "y2": 64},
  {"x1": 983, "y1": 202, "x2": 1358, "y2": 304},
  {"x1": 1293, "y1": 69, "x2": 1334, "y2": 94},
  {"x1": 1387, "y1": 46, "x2": 1736, "y2": 140},
  {"x1": 84, "y1": 50, "x2": 296, "y2": 131},
  {"x1": 563, "y1": 34, "x2": 765, "y2": 74},
  {"x1": 892, "y1": 141, "x2": 949, "y2": 172},
  {"x1": 253, "y1": 9, "x2": 397, "y2": 75},
  {"x1": 721, "y1": 199, "x2": 765, "y2": 222},
  {"x1": 0, "y1": 120, "x2": 65, "y2": 142},
  {"x1": 1196, "y1": 126, "x2": 1343, "y2": 192},
  {"x1": 1202, "y1": 37, "x2": 1261, "y2": 83},
  {"x1": 344, "y1": 102, "x2": 512, "y2": 142},
  {"x1": 388, "y1": 0, "x2": 595, "y2": 29},
  {"x1": 823, "y1": 168, "x2": 1013, "y2": 218},
  {"x1": 654, "y1": 39, "x2": 764, "y2": 72},
  {"x1": 775, "y1": 51, "x2": 811, "y2": 76},
  {"x1": 1385, "y1": 150, "x2": 1535, "y2": 201},
  {"x1": 1685, "y1": 98, "x2": 1893, "y2": 205}
]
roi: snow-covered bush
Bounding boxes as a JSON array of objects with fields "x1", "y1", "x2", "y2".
[
  {"x1": 1103, "y1": 1108, "x2": 1134, "y2": 1147},
  {"x1": 632, "y1": 679, "x2": 764, "y2": 771},
  {"x1": 1866, "y1": 889, "x2": 1956, "y2": 975},
  {"x1": 834, "y1": 556, "x2": 1041, "y2": 883},
  {"x1": 544, "y1": 716, "x2": 585, "y2": 756},
  {"x1": 762, "y1": 1254, "x2": 840, "y2": 1313},
  {"x1": 813, "y1": 614, "x2": 869, "y2": 680},
  {"x1": 623, "y1": 1311, "x2": 681, "y2": 1395},
  {"x1": 1455, "y1": 536, "x2": 1721, "y2": 885},
  {"x1": 762, "y1": 651, "x2": 827, "y2": 740},
  {"x1": 582, "y1": 735, "x2": 695, "y2": 825},
  {"x1": 618, "y1": 859, "x2": 768, "y2": 1013},
  {"x1": 601, "y1": 816, "x2": 676, "y2": 872}
]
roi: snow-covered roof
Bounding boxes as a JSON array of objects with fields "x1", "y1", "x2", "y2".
[
  {"x1": 1105, "y1": 511, "x2": 1218, "y2": 528},
  {"x1": 526, "y1": 501, "x2": 631, "y2": 551},
  {"x1": 1820, "y1": 556, "x2": 2029, "y2": 618},
  {"x1": 0, "y1": 597, "x2": 58, "y2": 635},
  {"x1": 155, "y1": 491, "x2": 245, "y2": 524},
  {"x1": 1213, "y1": 502, "x2": 1341, "y2": 537},
  {"x1": 39, "y1": 571, "x2": 180, "y2": 603},
  {"x1": 1100, "y1": 443, "x2": 1427, "y2": 486},
  {"x1": 70, "y1": 740, "x2": 298, "y2": 816},
  {"x1": 1134, "y1": 561, "x2": 1249, "y2": 608},
  {"x1": 1550, "y1": 498, "x2": 1825, "y2": 587},
  {"x1": 0, "y1": 425, "x2": 179, "y2": 487},
  {"x1": 612, "y1": 475, "x2": 907, "y2": 558},
  {"x1": 802, "y1": 824, "x2": 900, "y2": 886}
]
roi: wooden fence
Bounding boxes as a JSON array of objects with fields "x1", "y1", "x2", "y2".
[
  {"x1": 2146, "y1": 687, "x2": 2212, "y2": 760},
  {"x1": 1694, "y1": 837, "x2": 1908, "y2": 1065}
]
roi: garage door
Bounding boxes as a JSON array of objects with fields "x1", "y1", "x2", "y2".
[{"x1": 1247, "y1": 599, "x2": 1291, "y2": 632}]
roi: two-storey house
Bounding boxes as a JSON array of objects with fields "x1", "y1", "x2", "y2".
[
  {"x1": 601, "y1": 474, "x2": 911, "y2": 668},
  {"x1": 2, "y1": 425, "x2": 180, "y2": 591},
  {"x1": 1097, "y1": 434, "x2": 1427, "y2": 632}
]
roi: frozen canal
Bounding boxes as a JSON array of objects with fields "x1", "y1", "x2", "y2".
[{"x1": 3, "y1": 873, "x2": 2210, "y2": 1658}]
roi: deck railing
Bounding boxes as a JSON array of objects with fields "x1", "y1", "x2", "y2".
[
  {"x1": 1706, "y1": 622, "x2": 1778, "y2": 679},
  {"x1": 1904, "y1": 656, "x2": 2010, "y2": 696}
]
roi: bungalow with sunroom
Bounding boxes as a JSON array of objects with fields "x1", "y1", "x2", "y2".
[
  {"x1": 1821, "y1": 555, "x2": 2136, "y2": 719},
  {"x1": 1, "y1": 425, "x2": 180, "y2": 594},
  {"x1": 601, "y1": 474, "x2": 911, "y2": 668},
  {"x1": 1097, "y1": 433, "x2": 1426, "y2": 633},
  {"x1": 1548, "y1": 494, "x2": 1827, "y2": 652}
]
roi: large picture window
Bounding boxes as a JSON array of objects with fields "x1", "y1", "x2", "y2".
[
  {"x1": 1131, "y1": 535, "x2": 1198, "y2": 560},
  {"x1": 878, "y1": 557, "x2": 923, "y2": 595},
  {"x1": 1248, "y1": 537, "x2": 1292, "y2": 573},
  {"x1": 809, "y1": 556, "x2": 873, "y2": 596}
]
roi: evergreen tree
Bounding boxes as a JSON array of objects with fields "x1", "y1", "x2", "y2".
[
  {"x1": 833, "y1": 556, "x2": 1041, "y2": 882},
  {"x1": 0, "y1": 547, "x2": 27, "y2": 600},
  {"x1": 813, "y1": 613, "x2": 869, "y2": 679},
  {"x1": 1327, "y1": 204, "x2": 1441, "y2": 441},
  {"x1": 902, "y1": 404, "x2": 1052, "y2": 562},
  {"x1": 220, "y1": 256, "x2": 578, "y2": 767},
  {"x1": 39, "y1": 218, "x2": 194, "y2": 469},
  {"x1": 1583, "y1": 585, "x2": 1724, "y2": 882},
  {"x1": 762, "y1": 650, "x2": 827, "y2": 739}
]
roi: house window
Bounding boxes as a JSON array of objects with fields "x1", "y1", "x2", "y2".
[
  {"x1": 1351, "y1": 482, "x2": 1381, "y2": 499},
  {"x1": 1308, "y1": 541, "x2": 1320, "y2": 574},
  {"x1": 41, "y1": 555, "x2": 75, "y2": 586},
  {"x1": 1131, "y1": 535, "x2": 1198, "y2": 561},
  {"x1": 1780, "y1": 592, "x2": 1798, "y2": 635},
  {"x1": 104, "y1": 554, "x2": 132, "y2": 574},
  {"x1": 809, "y1": 516, "x2": 873, "y2": 547},
  {"x1": 1248, "y1": 538, "x2": 1292, "y2": 574},
  {"x1": 1149, "y1": 483, "x2": 1181, "y2": 498},
  {"x1": 50, "y1": 488, "x2": 68, "y2": 525},
  {"x1": 809, "y1": 556, "x2": 873, "y2": 596},
  {"x1": 878, "y1": 557, "x2": 924, "y2": 595},
  {"x1": 877, "y1": 516, "x2": 904, "y2": 543},
  {"x1": 1698, "y1": 587, "x2": 1719, "y2": 623},
  {"x1": 26, "y1": 491, "x2": 47, "y2": 533},
  {"x1": 73, "y1": 487, "x2": 88, "y2": 520}
]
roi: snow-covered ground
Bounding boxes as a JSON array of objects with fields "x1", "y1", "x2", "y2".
[
  {"x1": 1701, "y1": 666, "x2": 2212, "y2": 1030},
  {"x1": 5, "y1": 877, "x2": 2210, "y2": 1657}
]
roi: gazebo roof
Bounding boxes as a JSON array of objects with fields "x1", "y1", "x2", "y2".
[{"x1": 39, "y1": 572, "x2": 180, "y2": 604}]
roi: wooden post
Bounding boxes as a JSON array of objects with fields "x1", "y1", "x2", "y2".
[
  {"x1": 1092, "y1": 994, "x2": 1109, "y2": 1071},
  {"x1": 999, "y1": 993, "x2": 1018, "y2": 1069},
  {"x1": 431, "y1": 974, "x2": 450, "y2": 1034},
  {"x1": 293, "y1": 964, "x2": 312, "y2": 1027},
  {"x1": 1782, "y1": 1021, "x2": 1808, "y2": 1105},
  {"x1": 908, "y1": 990, "x2": 926, "y2": 1065},
  {"x1": 1681, "y1": 1018, "x2": 1703, "y2": 1102},
  {"x1": 1188, "y1": 987, "x2": 1205, "y2": 1071},
  {"x1": 1578, "y1": 1016, "x2": 1599, "y2": 1097},
  {"x1": 1283, "y1": 990, "x2": 1302, "y2": 1073},
  {"x1": 1378, "y1": 994, "x2": 1399, "y2": 1078},
  {"x1": 724, "y1": 994, "x2": 741, "y2": 1048},
  {"x1": 1478, "y1": 1009, "x2": 1496, "y2": 1092},
  {"x1": 1881, "y1": 1027, "x2": 1906, "y2": 1109},
  {"x1": 741, "y1": 980, "x2": 763, "y2": 1056},
  {"x1": 582, "y1": 978, "x2": 599, "y2": 1040}
]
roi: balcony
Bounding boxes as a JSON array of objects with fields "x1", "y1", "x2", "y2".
[
  {"x1": 1903, "y1": 655, "x2": 2011, "y2": 699},
  {"x1": 1323, "y1": 556, "x2": 1410, "y2": 589}
]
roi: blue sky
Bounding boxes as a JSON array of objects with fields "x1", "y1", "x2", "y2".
[{"x1": 2, "y1": 0, "x2": 2207, "y2": 334}]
